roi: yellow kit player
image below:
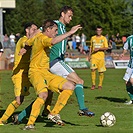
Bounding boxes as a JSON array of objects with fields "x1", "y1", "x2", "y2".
[
  {"x1": 88, "y1": 26, "x2": 108, "y2": 90},
  {"x1": 21, "y1": 19, "x2": 82, "y2": 130},
  {"x1": 0, "y1": 22, "x2": 37, "y2": 125}
]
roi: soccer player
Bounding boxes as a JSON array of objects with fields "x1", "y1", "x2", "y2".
[
  {"x1": 120, "y1": 35, "x2": 133, "y2": 105},
  {"x1": 88, "y1": 26, "x2": 108, "y2": 90},
  {"x1": 42, "y1": 5, "x2": 95, "y2": 118},
  {"x1": 0, "y1": 22, "x2": 38, "y2": 125},
  {"x1": 21, "y1": 19, "x2": 82, "y2": 130}
]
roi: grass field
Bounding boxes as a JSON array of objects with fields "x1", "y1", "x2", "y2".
[{"x1": 0, "y1": 69, "x2": 133, "y2": 133}]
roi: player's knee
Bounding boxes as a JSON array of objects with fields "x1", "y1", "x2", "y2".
[
  {"x1": 76, "y1": 78, "x2": 84, "y2": 84},
  {"x1": 63, "y1": 81, "x2": 75, "y2": 90},
  {"x1": 38, "y1": 91, "x2": 48, "y2": 101},
  {"x1": 15, "y1": 96, "x2": 24, "y2": 105},
  {"x1": 130, "y1": 78, "x2": 133, "y2": 85}
]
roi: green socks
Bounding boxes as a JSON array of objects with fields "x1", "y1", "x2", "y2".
[
  {"x1": 18, "y1": 101, "x2": 34, "y2": 122},
  {"x1": 74, "y1": 84, "x2": 86, "y2": 110}
]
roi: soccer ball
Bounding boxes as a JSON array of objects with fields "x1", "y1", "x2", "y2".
[{"x1": 100, "y1": 112, "x2": 116, "y2": 127}]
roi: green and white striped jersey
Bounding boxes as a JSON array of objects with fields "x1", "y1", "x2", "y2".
[
  {"x1": 123, "y1": 35, "x2": 133, "y2": 68},
  {"x1": 50, "y1": 20, "x2": 67, "y2": 62}
]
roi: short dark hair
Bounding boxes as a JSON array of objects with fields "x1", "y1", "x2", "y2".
[
  {"x1": 96, "y1": 26, "x2": 103, "y2": 30},
  {"x1": 42, "y1": 19, "x2": 57, "y2": 32},
  {"x1": 24, "y1": 22, "x2": 36, "y2": 31},
  {"x1": 59, "y1": 6, "x2": 74, "y2": 17},
  {"x1": 23, "y1": 22, "x2": 37, "y2": 35}
]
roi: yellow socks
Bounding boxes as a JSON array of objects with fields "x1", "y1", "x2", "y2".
[
  {"x1": 50, "y1": 90, "x2": 73, "y2": 115},
  {"x1": 0, "y1": 100, "x2": 19, "y2": 122},
  {"x1": 91, "y1": 71, "x2": 96, "y2": 85},
  {"x1": 99, "y1": 72, "x2": 104, "y2": 86},
  {"x1": 27, "y1": 97, "x2": 44, "y2": 125}
]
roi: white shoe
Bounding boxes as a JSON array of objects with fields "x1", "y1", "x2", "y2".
[
  {"x1": 22, "y1": 125, "x2": 35, "y2": 130},
  {"x1": 48, "y1": 114, "x2": 65, "y2": 126},
  {"x1": 124, "y1": 100, "x2": 133, "y2": 105}
]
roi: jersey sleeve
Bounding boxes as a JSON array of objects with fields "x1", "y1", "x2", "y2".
[
  {"x1": 41, "y1": 36, "x2": 52, "y2": 47},
  {"x1": 104, "y1": 37, "x2": 108, "y2": 48}
]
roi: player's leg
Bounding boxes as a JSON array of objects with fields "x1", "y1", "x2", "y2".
[
  {"x1": 23, "y1": 71, "x2": 48, "y2": 130},
  {"x1": 42, "y1": 90, "x2": 53, "y2": 117},
  {"x1": 125, "y1": 74, "x2": 133, "y2": 104},
  {"x1": 12, "y1": 100, "x2": 34, "y2": 124},
  {"x1": 91, "y1": 69, "x2": 96, "y2": 89},
  {"x1": 50, "y1": 61, "x2": 95, "y2": 116},
  {"x1": 67, "y1": 72, "x2": 95, "y2": 116},
  {"x1": 123, "y1": 67, "x2": 133, "y2": 104},
  {"x1": 0, "y1": 72, "x2": 25, "y2": 125},
  {"x1": 125, "y1": 81, "x2": 133, "y2": 104},
  {"x1": 0, "y1": 96, "x2": 24, "y2": 125},
  {"x1": 47, "y1": 74, "x2": 74, "y2": 125},
  {"x1": 12, "y1": 72, "x2": 32, "y2": 124},
  {"x1": 90, "y1": 58, "x2": 98, "y2": 90},
  {"x1": 98, "y1": 72, "x2": 104, "y2": 89},
  {"x1": 97, "y1": 59, "x2": 106, "y2": 89}
]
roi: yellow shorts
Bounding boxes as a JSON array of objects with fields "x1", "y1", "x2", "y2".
[
  {"x1": 90, "y1": 58, "x2": 106, "y2": 72},
  {"x1": 12, "y1": 69, "x2": 31, "y2": 97},
  {"x1": 29, "y1": 68, "x2": 67, "y2": 95}
]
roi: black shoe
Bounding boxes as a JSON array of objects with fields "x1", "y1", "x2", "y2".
[
  {"x1": 78, "y1": 108, "x2": 95, "y2": 117},
  {"x1": 12, "y1": 114, "x2": 20, "y2": 125}
]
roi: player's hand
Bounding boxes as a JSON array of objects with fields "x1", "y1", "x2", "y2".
[
  {"x1": 16, "y1": 97, "x2": 21, "y2": 105},
  {"x1": 18, "y1": 48, "x2": 27, "y2": 55},
  {"x1": 29, "y1": 29, "x2": 40, "y2": 39},
  {"x1": 70, "y1": 25, "x2": 82, "y2": 34},
  {"x1": 88, "y1": 56, "x2": 91, "y2": 62}
]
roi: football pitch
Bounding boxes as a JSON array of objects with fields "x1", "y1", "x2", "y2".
[{"x1": 0, "y1": 69, "x2": 133, "y2": 133}]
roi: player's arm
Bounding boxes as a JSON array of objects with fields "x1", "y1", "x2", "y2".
[
  {"x1": 94, "y1": 47, "x2": 108, "y2": 52},
  {"x1": 19, "y1": 30, "x2": 41, "y2": 55},
  {"x1": 120, "y1": 49, "x2": 127, "y2": 58},
  {"x1": 94, "y1": 37, "x2": 108, "y2": 52},
  {"x1": 120, "y1": 40, "x2": 128, "y2": 58},
  {"x1": 51, "y1": 25, "x2": 82, "y2": 45}
]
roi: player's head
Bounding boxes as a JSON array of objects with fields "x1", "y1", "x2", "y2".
[
  {"x1": 24, "y1": 22, "x2": 38, "y2": 36},
  {"x1": 59, "y1": 5, "x2": 74, "y2": 25},
  {"x1": 42, "y1": 19, "x2": 58, "y2": 38},
  {"x1": 96, "y1": 26, "x2": 103, "y2": 36}
]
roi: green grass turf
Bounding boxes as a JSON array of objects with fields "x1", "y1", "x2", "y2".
[{"x1": 0, "y1": 69, "x2": 133, "y2": 133}]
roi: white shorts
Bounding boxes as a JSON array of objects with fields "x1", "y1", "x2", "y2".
[
  {"x1": 50, "y1": 60, "x2": 74, "y2": 78},
  {"x1": 123, "y1": 67, "x2": 133, "y2": 81}
]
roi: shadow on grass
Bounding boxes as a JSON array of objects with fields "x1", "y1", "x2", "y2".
[
  {"x1": 96, "y1": 124, "x2": 103, "y2": 127},
  {"x1": 43, "y1": 119, "x2": 89, "y2": 127},
  {"x1": 0, "y1": 110, "x2": 87, "y2": 127},
  {"x1": 83, "y1": 86, "x2": 89, "y2": 89},
  {"x1": 95, "y1": 96, "x2": 127, "y2": 103}
]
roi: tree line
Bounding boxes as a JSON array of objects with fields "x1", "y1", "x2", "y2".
[{"x1": 3, "y1": 0, "x2": 133, "y2": 39}]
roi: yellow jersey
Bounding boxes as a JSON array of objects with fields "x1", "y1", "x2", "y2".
[
  {"x1": 13, "y1": 36, "x2": 30, "y2": 73},
  {"x1": 90, "y1": 35, "x2": 108, "y2": 59},
  {"x1": 29, "y1": 33, "x2": 52, "y2": 69}
]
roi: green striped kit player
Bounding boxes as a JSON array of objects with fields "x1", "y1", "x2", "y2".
[
  {"x1": 122, "y1": 35, "x2": 133, "y2": 105},
  {"x1": 47, "y1": 6, "x2": 95, "y2": 117}
]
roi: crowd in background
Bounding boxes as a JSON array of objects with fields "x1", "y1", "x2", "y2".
[
  {"x1": 67, "y1": 32, "x2": 129, "y2": 55},
  {"x1": 0, "y1": 32, "x2": 21, "y2": 69},
  {"x1": 0, "y1": 32, "x2": 129, "y2": 55},
  {"x1": 2, "y1": 32, "x2": 21, "y2": 52},
  {"x1": 0, "y1": 31, "x2": 130, "y2": 70}
]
